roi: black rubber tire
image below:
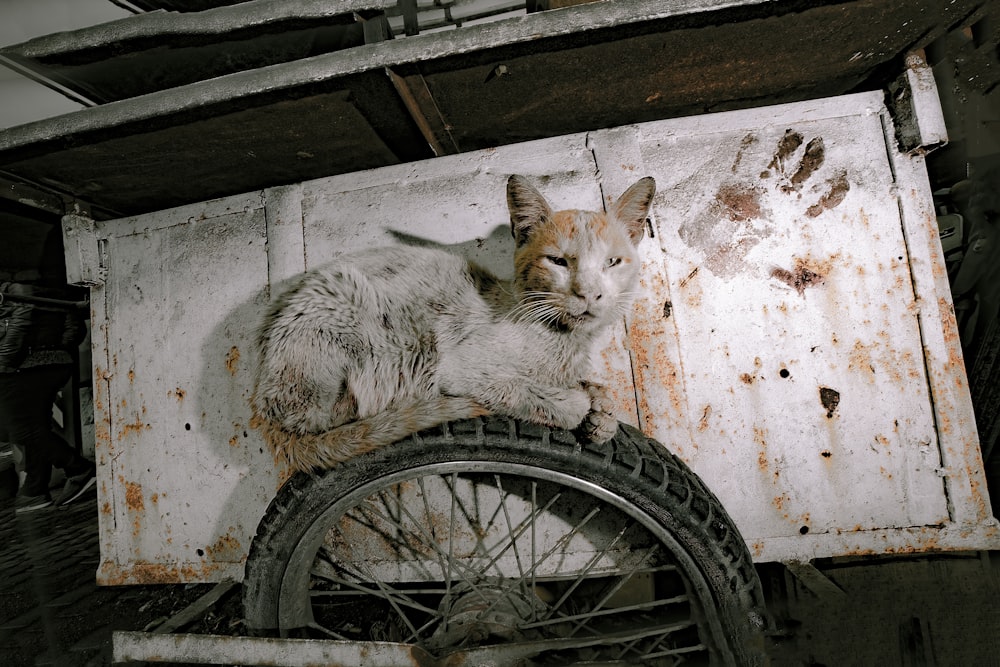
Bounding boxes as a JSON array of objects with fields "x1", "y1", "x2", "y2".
[{"x1": 243, "y1": 417, "x2": 770, "y2": 666}]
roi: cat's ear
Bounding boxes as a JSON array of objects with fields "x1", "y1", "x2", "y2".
[
  {"x1": 507, "y1": 175, "x2": 553, "y2": 246},
  {"x1": 610, "y1": 177, "x2": 656, "y2": 244}
]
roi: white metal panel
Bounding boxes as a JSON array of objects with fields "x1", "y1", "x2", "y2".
[
  {"x1": 96, "y1": 196, "x2": 277, "y2": 584},
  {"x1": 86, "y1": 92, "x2": 998, "y2": 584},
  {"x1": 640, "y1": 101, "x2": 945, "y2": 539}
]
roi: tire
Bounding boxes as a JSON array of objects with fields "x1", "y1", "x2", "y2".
[{"x1": 243, "y1": 417, "x2": 770, "y2": 666}]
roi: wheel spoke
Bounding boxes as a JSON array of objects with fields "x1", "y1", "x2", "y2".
[
  {"x1": 335, "y1": 488, "x2": 504, "y2": 616},
  {"x1": 523, "y1": 592, "x2": 689, "y2": 629},
  {"x1": 324, "y1": 528, "x2": 438, "y2": 639},
  {"x1": 540, "y1": 518, "x2": 633, "y2": 621},
  {"x1": 564, "y1": 544, "x2": 663, "y2": 635},
  {"x1": 493, "y1": 474, "x2": 528, "y2": 588}
]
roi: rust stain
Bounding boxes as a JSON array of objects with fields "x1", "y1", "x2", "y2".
[
  {"x1": 168, "y1": 387, "x2": 186, "y2": 401},
  {"x1": 124, "y1": 480, "x2": 144, "y2": 512},
  {"x1": 754, "y1": 426, "x2": 768, "y2": 473},
  {"x1": 204, "y1": 531, "x2": 244, "y2": 562},
  {"x1": 697, "y1": 405, "x2": 712, "y2": 432},
  {"x1": 772, "y1": 493, "x2": 788, "y2": 512},
  {"x1": 770, "y1": 258, "x2": 826, "y2": 295},
  {"x1": 93, "y1": 365, "x2": 112, "y2": 448},
  {"x1": 628, "y1": 317, "x2": 687, "y2": 437},
  {"x1": 819, "y1": 386, "x2": 840, "y2": 418},
  {"x1": 127, "y1": 368, "x2": 135, "y2": 384},
  {"x1": 99, "y1": 560, "x2": 226, "y2": 586},
  {"x1": 119, "y1": 411, "x2": 150, "y2": 440},
  {"x1": 225, "y1": 346, "x2": 241, "y2": 376},
  {"x1": 740, "y1": 373, "x2": 755, "y2": 385},
  {"x1": 848, "y1": 340, "x2": 877, "y2": 381}
]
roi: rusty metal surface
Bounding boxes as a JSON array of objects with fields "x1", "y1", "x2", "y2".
[
  {"x1": 0, "y1": 0, "x2": 985, "y2": 220},
  {"x1": 619, "y1": 93, "x2": 990, "y2": 561},
  {"x1": 92, "y1": 193, "x2": 278, "y2": 585},
  {"x1": 82, "y1": 91, "x2": 997, "y2": 585}
]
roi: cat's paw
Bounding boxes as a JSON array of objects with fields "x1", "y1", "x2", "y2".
[
  {"x1": 544, "y1": 386, "x2": 592, "y2": 430},
  {"x1": 575, "y1": 383, "x2": 619, "y2": 443}
]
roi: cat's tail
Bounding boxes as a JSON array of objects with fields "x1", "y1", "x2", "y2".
[{"x1": 253, "y1": 396, "x2": 490, "y2": 473}]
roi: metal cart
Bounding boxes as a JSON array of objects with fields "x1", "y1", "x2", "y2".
[{"x1": 0, "y1": 1, "x2": 996, "y2": 664}]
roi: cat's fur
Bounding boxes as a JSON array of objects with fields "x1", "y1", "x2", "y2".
[{"x1": 251, "y1": 175, "x2": 656, "y2": 472}]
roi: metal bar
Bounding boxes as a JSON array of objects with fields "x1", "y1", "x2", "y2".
[
  {"x1": 400, "y1": 0, "x2": 420, "y2": 35},
  {"x1": 150, "y1": 580, "x2": 239, "y2": 635},
  {"x1": 0, "y1": 0, "x2": 770, "y2": 153},
  {"x1": 386, "y1": 67, "x2": 456, "y2": 157},
  {"x1": 0, "y1": 291, "x2": 89, "y2": 311},
  {"x1": 112, "y1": 631, "x2": 433, "y2": 666},
  {"x1": 783, "y1": 560, "x2": 847, "y2": 599}
]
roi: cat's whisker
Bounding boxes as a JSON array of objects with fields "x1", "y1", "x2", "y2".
[{"x1": 506, "y1": 292, "x2": 564, "y2": 325}]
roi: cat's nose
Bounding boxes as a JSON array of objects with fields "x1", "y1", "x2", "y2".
[{"x1": 573, "y1": 289, "x2": 602, "y2": 309}]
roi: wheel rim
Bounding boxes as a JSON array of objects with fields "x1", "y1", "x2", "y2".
[{"x1": 277, "y1": 461, "x2": 735, "y2": 666}]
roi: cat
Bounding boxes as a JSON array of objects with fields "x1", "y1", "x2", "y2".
[{"x1": 251, "y1": 175, "x2": 656, "y2": 472}]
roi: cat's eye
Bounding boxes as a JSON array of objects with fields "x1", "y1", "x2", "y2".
[
  {"x1": 606, "y1": 257, "x2": 623, "y2": 268},
  {"x1": 546, "y1": 255, "x2": 569, "y2": 267}
]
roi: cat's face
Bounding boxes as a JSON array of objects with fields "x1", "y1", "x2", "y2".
[{"x1": 507, "y1": 176, "x2": 656, "y2": 332}]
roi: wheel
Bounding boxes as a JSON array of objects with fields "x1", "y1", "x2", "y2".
[{"x1": 243, "y1": 418, "x2": 770, "y2": 666}]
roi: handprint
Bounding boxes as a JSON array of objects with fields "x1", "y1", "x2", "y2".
[
  {"x1": 762, "y1": 129, "x2": 850, "y2": 216},
  {"x1": 677, "y1": 128, "x2": 851, "y2": 281}
]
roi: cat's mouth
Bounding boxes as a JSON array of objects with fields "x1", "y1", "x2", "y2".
[{"x1": 560, "y1": 310, "x2": 597, "y2": 329}]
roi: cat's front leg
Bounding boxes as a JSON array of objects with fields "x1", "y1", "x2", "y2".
[
  {"x1": 574, "y1": 382, "x2": 619, "y2": 443},
  {"x1": 475, "y1": 382, "x2": 591, "y2": 431},
  {"x1": 539, "y1": 384, "x2": 593, "y2": 430}
]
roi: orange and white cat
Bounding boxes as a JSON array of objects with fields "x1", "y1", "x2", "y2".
[{"x1": 252, "y1": 175, "x2": 655, "y2": 472}]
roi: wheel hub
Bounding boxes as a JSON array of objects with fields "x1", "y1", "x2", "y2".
[{"x1": 426, "y1": 584, "x2": 544, "y2": 650}]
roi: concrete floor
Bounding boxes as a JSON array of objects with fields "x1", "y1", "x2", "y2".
[{"x1": 2, "y1": 488, "x2": 999, "y2": 666}]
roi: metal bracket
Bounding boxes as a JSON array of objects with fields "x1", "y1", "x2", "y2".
[
  {"x1": 62, "y1": 213, "x2": 106, "y2": 287},
  {"x1": 888, "y1": 51, "x2": 948, "y2": 154}
]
